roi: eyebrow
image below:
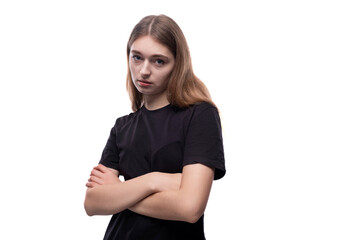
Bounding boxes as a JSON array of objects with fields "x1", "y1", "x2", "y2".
[{"x1": 130, "y1": 50, "x2": 169, "y2": 60}]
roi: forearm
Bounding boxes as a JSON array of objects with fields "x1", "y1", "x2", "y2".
[
  {"x1": 129, "y1": 188, "x2": 204, "y2": 223},
  {"x1": 85, "y1": 173, "x2": 156, "y2": 216},
  {"x1": 129, "y1": 164, "x2": 214, "y2": 223}
]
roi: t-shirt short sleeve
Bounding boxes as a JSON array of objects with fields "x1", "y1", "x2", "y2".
[
  {"x1": 183, "y1": 103, "x2": 226, "y2": 180},
  {"x1": 99, "y1": 119, "x2": 120, "y2": 171}
]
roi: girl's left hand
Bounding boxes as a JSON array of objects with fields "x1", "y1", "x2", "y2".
[{"x1": 86, "y1": 164, "x2": 120, "y2": 188}]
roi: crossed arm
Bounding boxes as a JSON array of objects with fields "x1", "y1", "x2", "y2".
[{"x1": 84, "y1": 163, "x2": 214, "y2": 223}]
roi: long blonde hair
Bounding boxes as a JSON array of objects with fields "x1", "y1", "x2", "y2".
[{"x1": 126, "y1": 15, "x2": 215, "y2": 112}]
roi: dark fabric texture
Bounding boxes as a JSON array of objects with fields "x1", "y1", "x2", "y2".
[{"x1": 99, "y1": 102, "x2": 226, "y2": 240}]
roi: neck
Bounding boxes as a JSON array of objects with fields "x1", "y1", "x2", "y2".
[{"x1": 143, "y1": 92, "x2": 169, "y2": 110}]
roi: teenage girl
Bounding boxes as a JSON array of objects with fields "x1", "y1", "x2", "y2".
[{"x1": 84, "y1": 14, "x2": 226, "y2": 240}]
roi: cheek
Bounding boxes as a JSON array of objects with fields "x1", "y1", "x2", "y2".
[
  {"x1": 160, "y1": 66, "x2": 174, "y2": 81},
  {"x1": 156, "y1": 72, "x2": 171, "y2": 85},
  {"x1": 129, "y1": 65, "x2": 137, "y2": 80}
]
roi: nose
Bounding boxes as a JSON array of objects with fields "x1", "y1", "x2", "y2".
[{"x1": 140, "y1": 60, "x2": 151, "y2": 78}]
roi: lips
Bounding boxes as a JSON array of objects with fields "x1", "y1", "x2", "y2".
[{"x1": 138, "y1": 80, "x2": 152, "y2": 87}]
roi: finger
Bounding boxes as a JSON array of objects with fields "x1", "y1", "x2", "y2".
[
  {"x1": 95, "y1": 164, "x2": 108, "y2": 173},
  {"x1": 86, "y1": 181, "x2": 99, "y2": 188},
  {"x1": 89, "y1": 175, "x2": 103, "y2": 185},
  {"x1": 91, "y1": 168, "x2": 104, "y2": 178}
]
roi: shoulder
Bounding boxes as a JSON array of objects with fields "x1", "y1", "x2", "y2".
[
  {"x1": 187, "y1": 101, "x2": 219, "y2": 120},
  {"x1": 113, "y1": 110, "x2": 139, "y2": 129},
  {"x1": 192, "y1": 101, "x2": 218, "y2": 112},
  {"x1": 180, "y1": 101, "x2": 221, "y2": 130},
  {"x1": 169, "y1": 102, "x2": 218, "y2": 122}
]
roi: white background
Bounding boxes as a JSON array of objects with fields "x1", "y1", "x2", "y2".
[{"x1": 1, "y1": 0, "x2": 359, "y2": 239}]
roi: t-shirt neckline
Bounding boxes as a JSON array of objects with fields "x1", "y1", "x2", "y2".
[{"x1": 141, "y1": 104, "x2": 171, "y2": 113}]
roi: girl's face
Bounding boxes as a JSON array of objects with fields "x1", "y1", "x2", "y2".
[{"x1": 129, "y1": 35, "x2": 175, "y2": 102}]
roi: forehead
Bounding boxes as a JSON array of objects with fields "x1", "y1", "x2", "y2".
[{"x1": 130, "y1": 35, "x2": 173, "y2": 58}]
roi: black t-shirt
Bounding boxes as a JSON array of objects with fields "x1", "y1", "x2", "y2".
[{"x1": 99, "y1": 102, "x2": 226, "y2": 240}]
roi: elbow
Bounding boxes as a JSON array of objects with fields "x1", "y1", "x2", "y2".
[
  {"x1": 182, "y1": 201, "x2": 205, "y2": 224},
  {"x1": 186, "y1": 214, "x2": 202, "y2": 224},
  {"x1": 84, "y1": 190, "x2": 96, "y2": 216},
  {"x1": 184, "y1": 210, "x2": 203, "y2": 224},
  {"x1": 85, "y1": 208, "x2": 94, "y2": 217},
  {"x1": 84, "y1": 202, "x2": 94, "y2": 216}
]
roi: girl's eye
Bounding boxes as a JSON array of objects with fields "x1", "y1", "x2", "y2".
[
  {"x1": 155, "y1": 59, "x2": 165, "y2": 65},
  {"x1": 132, "y1": 55, "x2": 141, "y2": 61}
]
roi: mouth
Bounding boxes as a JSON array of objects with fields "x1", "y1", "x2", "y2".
[{"x1": 137, "y1": 80, "x2": 152, "y2": 87}]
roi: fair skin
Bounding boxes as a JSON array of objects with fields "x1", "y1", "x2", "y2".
[
  {"x1": 129, "y1": 35, "x2": 174, "y2": 110},
  {"x1": 84, "y1": 35, "x2": 215, "y2": 223}
]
